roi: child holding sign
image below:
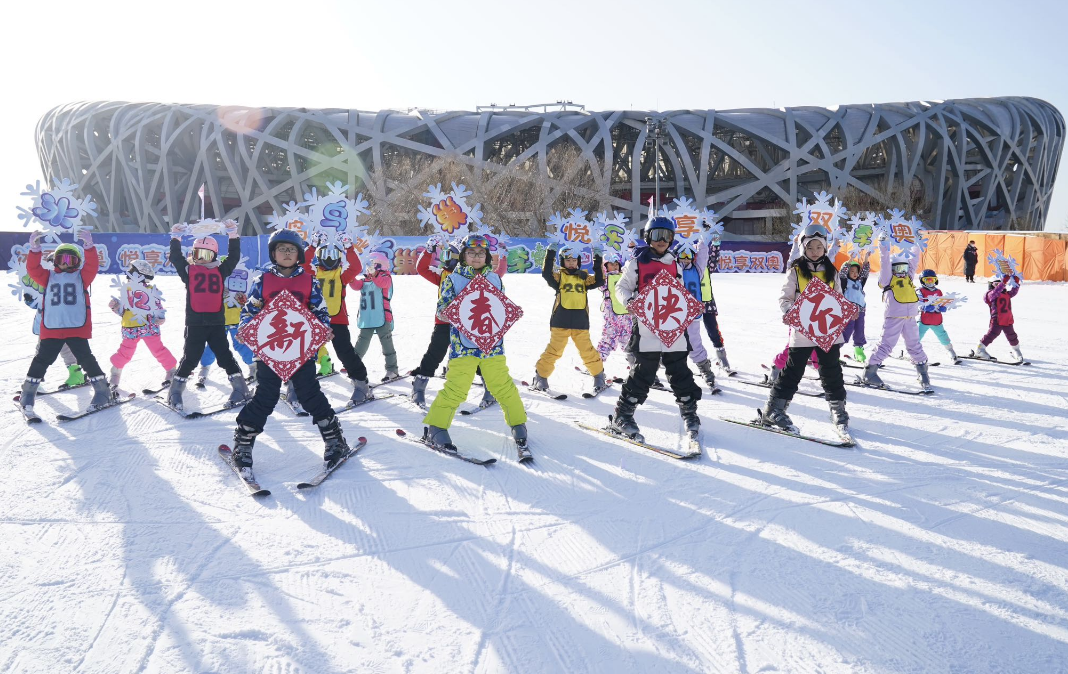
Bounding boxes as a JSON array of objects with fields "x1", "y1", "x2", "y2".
[
  {"x1": 231, "y1": 229, "x2": 352, "y2": 473},
  {"x1": 531, "y1": 243, "x2": 605, "y2": 393},
  {"x1": 974, "y1": 275, "x2": 1024, "y2": 362},
  {"x1": 422, "y1": 234, "x2": 528, "y2": 451},
  {"x1": 107, "y1": 259, "x2": 177, "y2": 394},
  {"x1": 757, "y1": 224, "x2": 851, "y2": 439},
  {"x1": 596, "y1": 252, "x2": 631, "y2": 363},
  {"x1": 917, "y1": 270, "x2": 960, "y2": 364},
  {"x1": 167, "y1": 224, "x2": 249, "y2": 411}
]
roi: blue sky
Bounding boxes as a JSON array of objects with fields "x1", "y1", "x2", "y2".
[{"x1": 1, "y1": 0, "x2": 1065, "y2": 231}]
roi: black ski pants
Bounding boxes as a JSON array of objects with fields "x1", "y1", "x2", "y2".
[
  {"x1": 702, "y1": 311, "x2": 725, "y2": 349},
  {"x1": 237, "y1": 359, "x2": 335, "y2": 430},
  {"x1": 329, "y1": 324, "x2": 368, "y2": 382},
  {"x1": 27, "y1": 337, "x2": 104, "y2": 380},
  {"x1": 176, "y1": 325, "x2": 241, "y2": 378},
  {"x1": 414, "y1": 323, "x2": 451, "y2": 377},
  {"x1": 620, "y1": 350, "x2": 702, "y2": 406},
  {"x1": 771, "y1": 344, "x2": 846, "y2": 402}
]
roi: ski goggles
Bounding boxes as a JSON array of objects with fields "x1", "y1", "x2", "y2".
[
  {"x1": 920, "y1": 276, "x2": 938, "y2": 286},
  {"x1": 677, "y1": 250, "x2": 695, "y2": 259},
  {"x1": 192, "y1": 248, "x2": 216, "y2": 263},
  {"x1": 891, "y1": 263, "x2": 910, "y2": 276},
  {"x1": 54, "y1": 252, "x2": 80, "y2": 268},
  {"x1": 646, "y1": 228, "x2": 674, "y2": 243},
  {"x1": 463, "y1": 235, "x2": 490, "y2": 250},
  {"x1": 319, "y1": 246, "x2": 342, "y2": 261}
]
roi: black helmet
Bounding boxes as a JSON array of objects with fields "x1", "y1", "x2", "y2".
[
  {"x1": 268, "y1": 229, "x2": 306, "y2": 265},
  {"x1": 317, "y1": 244, "x2": 343, "y2": 271}
]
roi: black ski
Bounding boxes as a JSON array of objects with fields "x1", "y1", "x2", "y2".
[
  {"x1": 333, "y1": 392, "x2": 398, "y2": 415},
  {"x1": 218, "y1": 444, "x2": 270, "y2": 496},
  {"x1": 141, "y1": 380, "x2": 173, "y2": 396},
  {"x1": 35, "y1": 381, "x2": 93, "y2": 397},
  {"x1": 520, "y1": 382, "x2": 567, "y2": 400},
  {"x1": 460, "y1": 398, "x2": 497, "y2": 415},
  {"x1": 152, "y1": 395, "x2": 248, "y2": 419},
  {"x1": 848, "y1": 378, "x2": 933, "y2": 395},
  {"x1": 13, "y1": 398, "x2": 42, "y2": 424},
  {"x1": 297, "y1": 436, "x2": 369, "y2": 489},
  {"x1": 55, "y1": 392, "x2": 137, "y2": 422},
  {"x1": 574, "y1": 420, "x2": 701, "y2": 460},
  {"x1": 721, "y1": 416, "x2": 855, "y2": 448},
  {"x1": 371, "y1": 373, "x2": 411, "y2": 390},
  {"x1": 280, "y1": 391, "x2": 309, "y2": 417},
  {"x1": 962, "y1": 352, "x2": 1031, "y2": 366},
  {"x1": 582, "y1": 382, "x2": 614, "y2": 399},
  {"x1": 732, "y1": 376, "x2": 826, "y2": 398},
  {"x1": 394, "y1": 428, "x2": 496, "y2": 465}
]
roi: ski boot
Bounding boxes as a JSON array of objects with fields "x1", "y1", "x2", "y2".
[
  {"x1": 530, "y1": 373, "x2": 549, "y2": 391},
  {"x1": 678, "y1": 395, "x2": 700, "y2": 435},
  {"x1": 827, "y1": 399, "x2": 854, "y2": 443},
  {"x1": 695, "y1": 359, "x2": 716, "y2": 389},
  {"x1": 382, "y1": 369, "x2": 400, "y2": 382},
  {"x1": 163, "y1": 367, "x2": 176, "y2": 386},
  {"x1": 714, "y1": 347, "x2": 733, "y2": 373},
  {"x1": 944, "y1": 343, "x2": 960, "y2": 365},
  {"x1": 284, "y1": 380, "x2": 301, "y2": 408},
  {"x1": 231, "y1": 424, "x2": 260, "y2": 476},
  {"x1": 915, "y1": 361, "x2": 933, "y2": 392},
  {"x1": 756, "y1": 395, "x2": 798, "y2": 433},
  {"x1": 195, "y1": 365, "x2": 210, "y2": 388},
  {"x1": 610, "y1": 395, "x2": 643, "y2": 441},
  {"x1": 973, "y1": 343, "x2": 994, "y2": 360},
  {"x1": 109, "y1": 366, "x2": 124, "y2": 396},
  {"x1": 245, "y1": 364, "x2": 257, "y2": 388},
  {"x1": 477, "y1": 375, "x2": 496, "y2": 406},
  {"x1": 64, "y1": 364, "x2": 85, "y2": 388},
  {"x1": 349, "y1": 378, "x2": 371, "y2": 405},
  {"x1": 592, "y1": 371, "x2": 607, "y2": 391},
  {"x1": 228, "y1": 372, "x2": 252, "y2": 406},
  {"x1": 424, "y1": 425, "x2": 455, "y2": 450},
  {"x1": 167, "y1": 376, "x2": 188, "y2": 411},
  {"x1": 764, "y1": 365, "x2": 782, "y2": 387},
  {"x1": 317, "y1": 415, "x2": 350, "y2": 467},
  {"x1": 860, "y1": 362, "x2": 886, "y2": 388},
  {"x1": 88, "y1": 376, "x2": 114, "y2": 410},
  {"x1": 411, "y1": 375, "x2": 429, "y2": 407},
  {"x1": 317, "y1": 350, "x2": 334, "y2": 376},
  {"x1": 1010, "y1": 344, "x2": 1025, "y2": 363},
  {"x1": 853, "y1": 346, "x2": 866, "y2": 363},
  {"x1": 18, "y1": 377, "x2": 42, "y2": 418},
  {"x1": 512, "y1": 423, "x2": 529, "y2": 449}
]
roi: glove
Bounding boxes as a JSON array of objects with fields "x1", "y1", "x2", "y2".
[
  {"x1": 78, "y1": 228, "x2": 94, "y2": 246},
  {"x1": 28, "y1": 231, "x2": 43, "y2": 253},
  {"x1": 170, "y1": 223, "x2": 186, "y2": 240},
  {"x1": 108, "y1": 298, "x2": 121, "y2": 313},
  {"x1": 781, "y1": 313, "x2": 791, "y2": 325},
  {"x1": 224, "y1": 219, "x2": 239, "y2": 239},
  {"x1": 591, "y1": 244, "x2": 604, "y2": 256},
  {"x1": 235, "y1": 292, "x2": 248, "y2": 305},
  {"x1": 155, "y1": 315, "x2": 166, "y2": 326}
]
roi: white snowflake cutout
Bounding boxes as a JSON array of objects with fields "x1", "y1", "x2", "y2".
[{"x1": 417, "y1": 183, "x2": 484, "y2": 237}]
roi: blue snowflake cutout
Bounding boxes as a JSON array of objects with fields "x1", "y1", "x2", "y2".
[{"x1": 18, "y1": 179, "x2": 99, "y2": 244}]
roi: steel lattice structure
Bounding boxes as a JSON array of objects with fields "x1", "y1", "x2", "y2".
[{"x1": 36, "y1": 96, "x2": 1063, "y2": 234}]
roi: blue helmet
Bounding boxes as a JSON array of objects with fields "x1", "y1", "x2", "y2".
[
  {"x1": 268, "y1": 229, "x2": 306, "y2": 265},
  {"x1": 643, "y1": 216, "x2": 676, "y2": 244}
]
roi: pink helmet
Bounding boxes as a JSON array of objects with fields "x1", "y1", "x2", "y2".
[
  {"x1": 193, "y1": 237, "x2": 219, "y2": 254},
  {"x1": 367, "y1": 252, "x2": 390, "y2": 271}
]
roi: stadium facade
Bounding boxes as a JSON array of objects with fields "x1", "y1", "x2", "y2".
[{"x1": 36, "y1": 97, "x2": 1063, "y2": 235}]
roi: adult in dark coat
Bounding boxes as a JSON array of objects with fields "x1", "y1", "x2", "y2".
[{"x1": 963, "y1": 241, "x2": 979, "y2": 282}]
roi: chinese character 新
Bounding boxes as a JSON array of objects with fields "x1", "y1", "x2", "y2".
[{"x1": 263, "y1": 311, "x2": 308, "y2": 356}]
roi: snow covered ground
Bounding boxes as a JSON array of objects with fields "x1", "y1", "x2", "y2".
[{"x1": 1, "y1": 270, "x2": 1067, "y2": 674}]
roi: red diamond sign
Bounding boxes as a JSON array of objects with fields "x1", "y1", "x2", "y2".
[
  {"x1": 440, "y1": 273, "x2": 524, "y2": 353},
  {"x1": 783, "y1": 277, "x2": 859, "y2": 352},
  {"x1": 626, "y1": 270, "x2": 704, "y2": 348},
  {"x1": 237, "y1": 290, "x2": 332, "y2": 382}
]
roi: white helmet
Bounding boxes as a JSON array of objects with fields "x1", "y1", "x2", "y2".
[{"x1": 127, "y1": 259, "x2": 155, "y2": 281}]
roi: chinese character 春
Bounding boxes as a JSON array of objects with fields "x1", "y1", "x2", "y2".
[{"x1": 468, "y1": 289, "x2": 501, "y2": 336}]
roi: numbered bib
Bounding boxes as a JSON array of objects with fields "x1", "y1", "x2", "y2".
[{"x1": 42, "y1": 271, "x2": 88, "y2": 330}]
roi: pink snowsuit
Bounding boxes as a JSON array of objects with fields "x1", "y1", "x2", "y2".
[{"x1": 597, "y1": 273, "x2": 632, "y2": 360}]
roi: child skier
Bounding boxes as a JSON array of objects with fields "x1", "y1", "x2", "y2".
[
  {"x1": 18, "y1": 230, "x2": 113, "y2": 418},
  {"x1": 306, "y1": 238, "x2": 373, "y2": 404},
  {"x1": 756, "y1": 224, "x2": 851, "y2": 439},
  {"x1": 699, "y1": 235, "x2": 733, "y2": 373},
  {"x1": 19, "y1": 259, "x2": 85, "y2": 388},
  {"x1": 410, "y1": 239, "x2": 507, "y2": 408},
  {"x1": 167, "y1": 223, "x2": 251, "y2": 411},
  {"x1": 422, "y1": 234, "x2": 528, "y2": 450},
  {"x1": 917, "y1": 269, "x2": 960, "y2": 364},
  {"x1": 839, "y1": 257, "x2": 871, "y2": 362},
  {"x1": 596, "y1": 251, "x2": 632, "y2": 363},
  {"x1": 352, "y1": 252, "x2": 399, "y2": 382},
  {"x1": 196, "y1": 262, "x2": 256, "y2": 388},
  {"x1": 230, "y1": 229, "x2": 352, "y2": 474},
  {"x1": 860, "y1": 237, "x2": 931, "y2": 390},
  {"x1": 531, "y1": 243, "x2": 605, "y2": 392},
  {"x1": 676, "y1": 243, "x2": 717, "y2": 390},
  {"x1": 974, "y1": 274, "x2": 1024, "y2": 362},
  {"x1": 610, "y1": 217, "x2": 702, "y2": 440},
  {"x1": 107, "y1": 259, "x2": 177, "y2": 394}
]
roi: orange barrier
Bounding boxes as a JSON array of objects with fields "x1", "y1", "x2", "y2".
[{"x1": 836, "y1": 232, "x2": 1067, "y2": 282}]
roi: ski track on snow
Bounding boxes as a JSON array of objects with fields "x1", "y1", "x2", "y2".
[{"x1": 1, "y1": 273, "x2": 1067, "y2": 673}]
